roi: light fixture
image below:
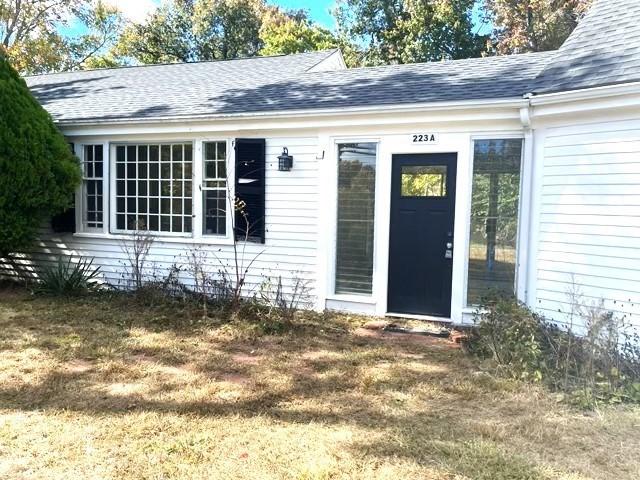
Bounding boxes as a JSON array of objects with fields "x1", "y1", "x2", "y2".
[{"x1": 278, "y1": 147, "x2": 293, "y2": 172}]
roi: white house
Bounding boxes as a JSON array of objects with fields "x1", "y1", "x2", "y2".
[{"x1": 11, "y1": 0, "x2": 640, "y2": 330}]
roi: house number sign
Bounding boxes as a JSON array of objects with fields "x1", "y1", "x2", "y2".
[{"x1": 411, "y1": 133, "x2": 439, "y2": 144}]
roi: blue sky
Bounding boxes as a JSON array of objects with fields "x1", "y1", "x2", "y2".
[
  {"x1": 277, "y1": 0, "x2": 337, "y2": 28},
  {"x1": 66, "y1": 0, "x2": 490, "y2": 37}
]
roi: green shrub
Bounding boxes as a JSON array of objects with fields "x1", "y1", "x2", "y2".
[
  {"x1": 467, "y1": 294, "x2": 640, "y2": 408},
  {"x1": 36, "y1": 256, "x2": 101, "y2": 296},
  {"x1": 0, "y1": 55, "x2": 81, "y2": 257},
  {"x1": 467, "y1": 296, "x2": 547, "y2": 382}
]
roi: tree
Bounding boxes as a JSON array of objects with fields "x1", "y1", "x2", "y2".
[
  {"x1": 116, "y1": 0, "x2": 266, "y2": 64},
  {"x1": 114, "y1": 0, "x2": 196, "y2": 63},
  {"x1": 485, "y1": 0, "x2": 593, "y2": 54},
  {"x1": 0, "y1": 0, "x2": 123, "y2": 74},
  {"x1": 260, "y1": 9, "x2": 338, "y2": 56},
  {"x1": 0, "y1": 53, "x2": 81, "y2": 257},
  {"x1": 115, "y1": 0, "x2": 360, "y2": 66},
  {"x1": 334, "y1": 0, "x2": 487, "y2": 66}
]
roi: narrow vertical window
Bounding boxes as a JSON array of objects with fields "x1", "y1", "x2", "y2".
[
  {"x1": 467, "y1": 139, "x2": 523, "y2": 305},
  {"x1": 82, "y1": 144, "x2": 104, "y2": 230},
  {"x1": 202, "y1": 141, "x2": 227, "y2": 235},
  {"x1": 335, "y1": 143, "x2": 377, "y2": 295}
]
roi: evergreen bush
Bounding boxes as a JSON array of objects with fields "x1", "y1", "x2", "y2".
[{"x1": 0, "y1": 53, "x2": 81, "y2": 256}]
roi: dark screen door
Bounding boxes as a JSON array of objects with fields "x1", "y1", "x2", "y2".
[{"x1": 387, "y1": 153, "x2": 457, "y2": 317}]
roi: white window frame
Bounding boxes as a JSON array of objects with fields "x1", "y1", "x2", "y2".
[
  {"x1": 199, "y1": 139, "x2": 234, "y2": 240},
  {"x1": 75, "y1": 142, "x2": 109, "y2": 235},
  {"x1": 464, "y1": 134, "x2": 526, "y2": 308},
  {"x1": 329, "y1": 138, "x2": 381, "y2": 302},
  {"x1": 109, "y1": 141, "x2": 195, "y2": 238}
]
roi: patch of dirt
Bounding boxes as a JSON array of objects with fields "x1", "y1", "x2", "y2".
[
  {"x1": 129, "y1": 353, "x2": 158, "y2": 365},
  {"x1": 219, "y1": 373, "x2": 251, "y2": 385},
  {"x1": 230, "y1": 352, "x2": 262, "y2": 365},
  {"x1": 107, "y1": 382, "x2": 146, "y2": 395},
  {"x1": 354, "y1": 327, "x2": 460, "y2": 349},
  {"x1": 300, "y1": 350, "x2": 334, "y2": 361},
  {"x1": 64, "y1": 359, "x2": 94, "y2": 374}
]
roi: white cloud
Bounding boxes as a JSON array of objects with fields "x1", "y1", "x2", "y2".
[{"x1": 104, "y1": 0, "x2": 160, "y2": 23}]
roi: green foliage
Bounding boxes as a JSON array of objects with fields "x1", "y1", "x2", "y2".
[
  {"x1": 195, "y1": 0, "x2": 263, "y2": 60},
  {"x1": 334, "y1": 0, "x2": 488, "y2": 66},
  {"x1": 0, "y1": 56, "x2": 81, "y2": 256},
  {"x1": 468, "y1": 295, "x2": 546, "y2": 382},
  {"x1": 483, "y1": 0, "x2": 593, "y2": 54},
  {"x1": 467, "y1": 294, "x2": 640, "y2": 408},
  {"x1": 114, "y1": 0, "x2": 199, "y2": 64},
  {"x1": 36, "y1": 256, "x2": 101, "y2": 296},
  {"x1": 2, "y1": 0, "x2": 595, "y2": 74},
  {"x1": 115, "y1": 0, "x2": 352, "y2": 65},
  {"x1": 1, "y1": 0, "x2": 123, "y2": 74},
  {"x1": 260, "y1": 16, "x2": 337, "y2": 56}
]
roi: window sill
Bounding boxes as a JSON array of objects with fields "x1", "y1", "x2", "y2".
[
  {"x1": 72, "y1": 232, "x2": 235, "y2": 246},
  {"x1": 326, "y1": 294, "x2": 377, "y2": 305}
]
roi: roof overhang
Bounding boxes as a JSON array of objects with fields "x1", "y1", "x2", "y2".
[
  {"x1": 52, "y1": 97, "x2": 529, "y2": 129},
  {"x1": 527, "y1": 81, "x2": 640, "y2": 122}
]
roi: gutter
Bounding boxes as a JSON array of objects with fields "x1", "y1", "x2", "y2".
[
  {"x1": 526, "y1": 80, "x2": 640, "y2": 106},
  {"x1": 52, "y1": 97, "x2": 529, "y2": 128}
]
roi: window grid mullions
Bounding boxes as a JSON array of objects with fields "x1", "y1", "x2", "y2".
[
  {"x1": 82, "y1": 144, "x2": 103, "y2": 230},
  {"x1": 202, "y1": 141, "x2": 227, "y2": 236},
  {"x1": 115, "y1": 143, "x2": 193, "y2": 234}
]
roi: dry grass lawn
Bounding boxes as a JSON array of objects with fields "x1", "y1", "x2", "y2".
[{"x1": 1, "y1": 286, "x2": 640, "y2": 480}]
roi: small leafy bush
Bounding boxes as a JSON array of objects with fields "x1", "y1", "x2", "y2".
[
  {"x1": 466, "y1": 296, "x2": 547, "y2": 382},
  {"x1": 466, "y1": 294, "x2": 640, "y2": 408},
  {"x1": 36, "y1": 256, "x2": 101, "y2": 296}
]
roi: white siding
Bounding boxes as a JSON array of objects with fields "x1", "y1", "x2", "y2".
[
  {"x1": 2, "y1": 136, "x2": 321, "y2": 304},
  {"x1": 534, "y1": 118, "x2": 640, "y2": 331}
]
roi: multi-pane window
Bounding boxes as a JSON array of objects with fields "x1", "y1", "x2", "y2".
[
  {"x1": 82, "y1": 145, "x2": 104, "y2": 230},
  {"x1": 335, "y1": 143, "x2": 377, "y2": 295},
  {"x1": 467, "y1": 139, "x2": 523, "y2": 305},
  {"x1": 114, "y1": 143, "x2": 193, "y2": 234},
  {"x1": 202, "y1": 141, "x2": 227, "y2": 235}
]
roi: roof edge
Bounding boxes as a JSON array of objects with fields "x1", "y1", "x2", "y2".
[
  {"x1": 23, "y1": 49, "x2": 340, "y2": 79},
  {"x1": 529, "y1": 80, "x2": 640, "y2": 106},
  {"x1": 52, "y1": 97, "x2": 529, "y2": 128}
]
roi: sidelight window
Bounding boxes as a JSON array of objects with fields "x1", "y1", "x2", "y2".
[
  {"x1": 335, "y1": 142, "x2": 377, "y2": 295},
  {"x1": 467, "y1": 139, "x2": 523, "y2": 305}
]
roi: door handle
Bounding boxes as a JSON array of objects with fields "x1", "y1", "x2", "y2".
[{"x1": 445, "y1": 241, "x2": 453, "y2": 259}]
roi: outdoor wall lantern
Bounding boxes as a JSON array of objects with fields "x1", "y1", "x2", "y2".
[{"x1": 278, "y1": 147, "x2": 293, "y2": 171}]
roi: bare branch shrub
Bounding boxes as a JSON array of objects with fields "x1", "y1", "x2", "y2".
[
  {"x1": 260, "y1": 275, "x2": 312, "y2": 322},
  {"x1": 200, "y1": 146, "x2": 265, "y2": 311},
  {"x1": 182, "y1": 246, "x2": 231, "y2": 316},
  {"x1": 119, "y1": 220, "x2": 154, "y2": 290}
]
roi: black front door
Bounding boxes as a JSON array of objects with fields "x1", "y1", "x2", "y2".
[{"x1": 388, "y1": 153, "x2": 457, "y2": 317}]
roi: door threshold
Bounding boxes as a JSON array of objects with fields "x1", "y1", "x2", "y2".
[{"x1": 386, "y1": 312, "x2": 453, "y2": 323}]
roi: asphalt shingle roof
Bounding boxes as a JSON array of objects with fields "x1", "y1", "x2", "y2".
[
  {"x1": 25, "y1": 50, "x2": 553, "y2": 123},
  {"x1": 22, "y1": 0, "x2": 640, "y2": 123},
  {"x1": 532, "y1": 0, "x2": 640, "y2": 94}
]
